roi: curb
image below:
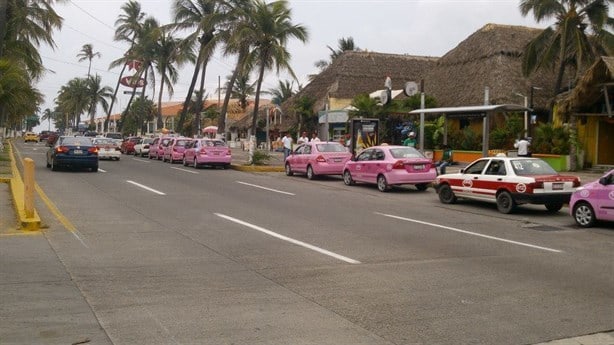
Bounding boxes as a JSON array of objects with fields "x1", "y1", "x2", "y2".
[
  {"x1": 230, "y1": 164, "x2": 285, "y2": 172},
  {"x1": 4, "y1": 141, "x2": 41, "y2": 231}
]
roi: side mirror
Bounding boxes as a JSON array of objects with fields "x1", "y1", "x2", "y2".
[
  {"x1": 599, "y1": 177, "x2": 609, "y2": 185},
  {"x1": 460, "y1": 168, "x2": 465, "y2": 174}
]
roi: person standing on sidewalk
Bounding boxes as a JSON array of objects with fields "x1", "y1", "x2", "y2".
[
  {"x1": 282, "y1": 133, "x2": 293, "y2": 160},
  {"x1": 514, "y1": 137, "x2": 531, "y2": 157}
]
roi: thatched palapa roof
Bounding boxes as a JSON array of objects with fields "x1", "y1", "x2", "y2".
[{"x1": 558, "y1": 56, "x2": 614, "y2": 115}]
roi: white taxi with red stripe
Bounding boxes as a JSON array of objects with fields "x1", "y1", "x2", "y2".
[{"x1": 435, "y1": 157, "x2": 580, "y2": 214}]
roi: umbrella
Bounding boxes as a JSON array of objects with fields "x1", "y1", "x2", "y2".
[{"x1": 202, "y1": 126, "x2": 218, "y2": 134}]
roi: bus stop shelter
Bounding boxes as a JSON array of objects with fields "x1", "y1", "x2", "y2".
[{"x1": 408, "y1": 104, "x2": 531, "y2": 157}]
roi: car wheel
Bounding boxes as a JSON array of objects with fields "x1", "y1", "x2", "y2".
[
  {"x1": 545, "y1": 202, "x2": 563, "y2": 213},
  {"x1": 573, "y1": 201, "x2": 596, "y2": 228},
  {"x1": 438, "y1": 184, "x2": 457, "y2": 204},
  {"x1": 91, "y1": 165, "x2": 98, "y2": 172},
  {"x1": 343, "y1": 170, "x2": 354, "y2": 186},
  {"x1": 285, "y1": 163, "x2": 293, "y2": 176},
  {"x1": 224, "y1": 164, "x2": 230, "y2": 169},
  {"x1": 306, "y1": 165, "x2": 315, "y2": 180},
  {"x1": 415, "y1": 183, "x2": 428, "y2": 191},
  {"x1": 496, "y1": 191, "x2": 516, "y2": 214},
  {"x1": 377, "y1": 174, "x2": 389, "y2": 192}
]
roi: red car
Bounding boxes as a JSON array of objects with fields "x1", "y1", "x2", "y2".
[
  {"x1": 120, "y1": 136, "x2": 141, "y2": 154},
  {"x1": 436, "y1": 157, "x2": 580, "y2": 213},
  {"x1": 285, "y1": 141, "x2": 352, "y2": 179}
]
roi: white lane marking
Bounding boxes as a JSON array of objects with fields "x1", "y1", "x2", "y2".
[
  {"x1": 171, "y1": 166, "x2": 198, "y2": 174},
  {"x1": 98, "y1": 168, "x2": 107, "y2": 173},
  {"x1": 126, "y1": 180, "x2": 166, "y2": 195},
  {"x1": 375, "y1": 212, "x2": 563, "y2": 253},
  {"x1": 216, "y1": 213, "x2": 361, "y2": 264},
  {"x1": 236, "y1": 181, "x2": 295, "y2": 196}
]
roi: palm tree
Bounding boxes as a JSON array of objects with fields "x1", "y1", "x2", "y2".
[
  {"x1": 85, "y1": 75, "x2": 113, "y2": 128},
  {"x1": 520, "y1": 0, "x2": 613, "y2": 95},
  {"x1": 520, "y1": 0, "x2": 613, "y2": 171},
  {"x1": 153, "y1": 26, "x2": 195, "y2": 130},
  {"x1": 267, "y1": 79, "x2": 296, "y2": 106},
  {"x1": 228, "y1": 72, "x2": 256, "y2": 110},
  {"x1": 56, "y1": 77, "x2": 90, "y2": 130},
  {"x1": 173, "y1": 0, "x2": 227, "y2": 134},
  {"x1": 41, "y1": 108, "x2": 53, "y2": 131},
  {"x1": 77, "y1": 43, "x2": 101, "y2": 78},
  {"x1": 314, "y1": 36, "x2": 359, "y2": 71},
  {"x1": 0, "y1": 58, "x2": 43, "y2": 127},
  {"x1": 105, "y1": 0, "x2": 145, "y2": 132},
  {"x1": 244, "y1": 0, "x2": 308, "y2": 134}
]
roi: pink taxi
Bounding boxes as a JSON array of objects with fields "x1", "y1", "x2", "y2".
[
  {"x1": 343, "y1": 145, "x2": 437, "y2": 192},
  {"x1": 162, "y1": 137, "x2": 192, "y2": 164},
  {"x1": 569, "y1": 170, "x2": 614, "y2": 227},
  {"x1": 148, "y1": 136, "x2": 172, "y2": 160},
  {"x1": 183, "y1": 138, "x2": 231, "y2": 169},
  {"x1": 285, "y1": 141, "x2": 352, "y2": 179}
]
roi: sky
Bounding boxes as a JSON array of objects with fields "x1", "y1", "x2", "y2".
[{"x1": 34, "y1": 0, "x2": 555, "y2": 132}]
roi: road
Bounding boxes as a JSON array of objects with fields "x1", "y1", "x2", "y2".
[{"x1": 4, "y1": 141, "x2": 614, "y2": 345}]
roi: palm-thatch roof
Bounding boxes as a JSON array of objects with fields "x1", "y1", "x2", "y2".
[
  {"x1": 425, "y1": 23, "x2": 556, "y2": 107},
  {"x1": 557, "y1": 56, "x2": 614, "y2": 115}
]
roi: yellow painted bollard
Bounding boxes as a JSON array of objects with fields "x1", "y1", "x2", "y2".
[{"x1": 23, "y1": 158, "x2": 35, "y2": 218}]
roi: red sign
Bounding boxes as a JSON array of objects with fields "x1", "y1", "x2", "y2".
[
  {"x1": 120, "y1": 76, "x2": 146, "y2": 88},
  {"x1": 125, "y1": 60, "x2": 142, "y2": 70}
]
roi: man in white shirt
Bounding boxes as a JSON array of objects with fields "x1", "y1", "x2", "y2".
[
  {"x1": 297, "y1": 131, "x2": 309, "y2": 145},
  {"x1": 514, "y1": 137, "x2": 531, "y2": 157},
  {"x1": 310, "y1": 133, "x2": 320, "y2": 142},
  {"x1": 282, "y1": 133, "x2": 293, "y2": 160}
]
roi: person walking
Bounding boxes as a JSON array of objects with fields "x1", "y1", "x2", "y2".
[
  {"x1": 514, "y1": 137, "x2": 531, "y2": 157},
  {"x1": 282, "y1": 133, "x2": 293, "y2": 160}
]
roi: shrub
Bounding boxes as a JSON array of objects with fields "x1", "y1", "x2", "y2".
[{"x1": 249, "y1": 150, "x2": 272, "y2": 165}]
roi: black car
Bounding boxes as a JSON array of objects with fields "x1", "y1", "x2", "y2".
[{"x1": 46, "y1": 136, "x2": 99, "y2": 172}]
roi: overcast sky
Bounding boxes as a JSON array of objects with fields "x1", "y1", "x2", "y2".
[{"x1": 35, "y1": 0, "x2": 555, "y2": 131}]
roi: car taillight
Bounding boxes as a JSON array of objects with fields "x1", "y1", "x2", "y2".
[
  {"x1": 88, "y1": 147, "x2": 98, "y2": 154},
  {"x1": 532, "y1": 181, "x2": 544, "y2": 189},
  {"x1": 173, "y1": 146, "x2": 178, "y2": 152},
  {"x1": 56, "y1": 146, "x2": 69, "y2": 153},
  {"x1": 226, "y1": 149, "x2": 231, "y2": 156},
  {"x1": 200, "y1": 148, "x2": 207, "y2": 154},
  {"x1": 316, "y1": 155, "x2": 326, "y2": 163},
  {"x1": 144, "y1": 144, "x2": 149, "y2": 149},
  {"x1": 392, "y1": 160, "x2": 405, "y2": 169},
  {"x1": 573, "y1": 179, "x2": 581, "y2": 187}
]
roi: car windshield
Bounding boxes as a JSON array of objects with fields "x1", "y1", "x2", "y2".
[
  {"x1": 175, "y1": 139, "x2": 190, "y2": 147},
  {"x1": 389, "y1": 147, "x2": 424, "y2": 159},
  {"x1": 316, "y1": 143, "x2": 346, "y2": 152},
  {"x1": 511, "y1": 159, "x2": 558, "y2": 176},
  {"x1": 203, "y1": 140, "x2": 226, "y2": 147},
  {"x1": 60, "y1": 137, "x2": 92, "y2": 146},
  {"x1": 143, "y1": 138, "x2": 154, "y2": 144},
  {"x1": 93, "y1": 139, "x2": 115, "y2": 145}
]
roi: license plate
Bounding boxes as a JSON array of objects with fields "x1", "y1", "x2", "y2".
[
  {"x1": 333, "y1": 158, "x2": 342, "y2": 163},
  {"x1": 73, "y1": 149, "x2": 82, "y2": 155},
  {"x1": 212, "y1": 152, "x2": 220, "y2": 155},
  {"x1": 552, "y1": 182, "x2": 564, "y2": 190},
  {"x1": 414, "y1": 164, "x2": 424, "y2": 170}
]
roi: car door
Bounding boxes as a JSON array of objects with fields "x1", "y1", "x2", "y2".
[
  {"x1": 364, "y1": 148, "x2": 386, "y2": 183},
  {"x1": 299, "y1": 144, "x2": 312, "y2": 172},
  {"x1": 454, "y1": 159, "x2": 489, "y2": 199},
  {"x1": 593, "y1": 172, "x2": 614, "y2": 221},
  {"x1": 350, "y1": 149, "x2": 373, "y2": 182},
  {"x1": 478, "y1": 159, "x2": 508, "y2": 201}
]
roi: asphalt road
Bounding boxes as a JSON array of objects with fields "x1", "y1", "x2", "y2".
[{"x1": 6, "y1": 141, "x2": 614, "y2": 345}]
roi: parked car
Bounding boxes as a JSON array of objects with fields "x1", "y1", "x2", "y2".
[
  {"x1": 24, "y1": 132, "x2": 39, "y2": 143},
  {"x1": 39, "y1": 130, "x2": 51, "y2": 142},
  {"x1": 133, "y1": 137, "x2": 154, "y2": 157},
  {"x1": 46, "y1": 132, "x2": 60, "y2": 147},
  {"x1": 569, "y1": 170, "x2": 614, "y2": 227},
  {"x1": 92, "y1": 137, "x2": 121, "y2": 161},
  {"x1": 435, "y1": 157, "x2": 581, "y2": 214},
  {"x1": 120, "y1": 136, "x2": 141, "y2": 155},
  {"x1": 46, "y1": 136, "x2": 99, "y2": 172},
  {"x1": 162, "y1": 137, "x2": 192, "y2": 163},
  {"x1": 104, "y1": 132, "x2": 123, "y2": 140},
  {"x1": 285, "y1": 141, "x2": 352, "y2": 179},
  {"x1": 149, "y1": 136, "x2": 173, "y2": 160},
  {"x1": 342, "y1": 145, "x2": 437, "y2": 192},
  {"x1": 183, "y1": 138, "x2": 231, "y2": 169}
]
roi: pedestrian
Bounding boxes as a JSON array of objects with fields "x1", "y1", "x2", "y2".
[
  {"x1": 297, "y1": 131, "x2": 309, "y2": 145},
  {"x1": 403, "y1": 132, "x2": 417, "y2": 148},
  {"x1": 514, "y1": 137, "x2": 531, "y2": 157},
  {"x1": 310, "y1": 132, "x2": 320, "y2": 142},
  {"x1": 282, "y1": 132, "x2": 293, "y2": 160},
  {"x1": 436, "y1": 144, "x2": 453, "y2": 175}
]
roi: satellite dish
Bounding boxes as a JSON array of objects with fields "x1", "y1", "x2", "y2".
[
  {"x1": 404, "y1": 81, "x2": 418, "y2": 97},
  {"x1": 380, "y1": 89, "x2": 391, "y2": 105}
]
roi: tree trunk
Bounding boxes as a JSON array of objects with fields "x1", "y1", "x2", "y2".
[
  {"x1": 105, "y1": 62, "x2": 129, "y2": 132},
  {"x1": 157, "y1": 67, "x2": 166, "y2": 130},
  {"x1": 217, "y1": 48, "x2": 247, "y2": 133},
  {"x1": 251, "y1": 62, "x2": 267, "y2": 133},
  {"x1": 192, "y1": 59, "x2": 208, "y2": 136},
  {"x1": 177, "y1": 47, "x2": 204, "y2": 134}
]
